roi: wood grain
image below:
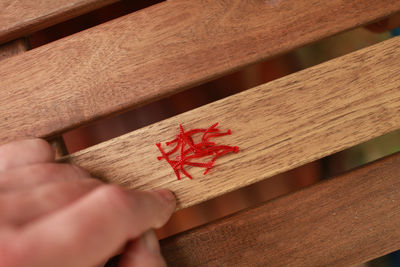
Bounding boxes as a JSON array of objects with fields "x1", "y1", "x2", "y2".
[
  {"x1": 1, "y1": 0, "x2": 399, "y2": 143},
  {"x1": 0, "y1": 39, "x2": 28, "y2": 61},
  {"x1": 0, "y1": 39, "x2": 70, "y2": 158},
  {"x1": 0, "y1": 0, "x2": 117, "y2": 44},
  {"x1": 160, "y1": 152, "x2": 400, "y2": 266},
  {"x1": 64, "y1": 36, "x2": 400, "y2": 210}
]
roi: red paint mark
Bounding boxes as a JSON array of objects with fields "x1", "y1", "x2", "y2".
[{"x1": 156, "y1": 123, "x2": 239, "y2": 180}]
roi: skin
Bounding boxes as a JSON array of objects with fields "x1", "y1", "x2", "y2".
[{"x1": 0, "y1": 139, "x2": 176, "y2": 267}]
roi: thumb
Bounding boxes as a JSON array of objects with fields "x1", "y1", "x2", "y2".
[{"x1": 119, "y1": 230, "x2": 166, "y2": 267}]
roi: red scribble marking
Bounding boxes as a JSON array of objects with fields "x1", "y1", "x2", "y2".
[{"x1": 156, "y1": 123, "x2": 239, "y2": 180}]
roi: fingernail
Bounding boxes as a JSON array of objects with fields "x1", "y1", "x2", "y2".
[
  {"x1": 142, "y1": 230, "x2": 160, "y2": 253},
  {"x1": 152, "y1": 189, "x2": 176, "y2": 202}
]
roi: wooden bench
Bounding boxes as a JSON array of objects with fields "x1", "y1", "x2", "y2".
[{"x1": 2, "y1": 0, "x2": 400, "y2": 265}]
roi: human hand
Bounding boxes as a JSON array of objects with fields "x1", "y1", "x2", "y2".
[{"x1": 0, "y1": 139, "x2": 176, "y2": 267}]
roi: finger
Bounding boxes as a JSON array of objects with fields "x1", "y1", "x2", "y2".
[
  {"x1": 14, "y1": 187, "x2": 176, "y2": 267},
  {"x1": 0, "y1": 139, "x2": 54, "y2": 172},
  {"x1": 0, "y1": 163, "x2": 90, "y2": 191},
  {"x1": 119, "y1": 230, "x2": 166, "y2": 267},
  {"x1": 0, "y1": 178, "x2": 102, "y2": 226}
]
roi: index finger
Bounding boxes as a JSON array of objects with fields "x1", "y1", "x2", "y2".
[
  {"x1": 0, "y1": 139, "x2": 54, "y2": 172},
  {"x1": 5, "y1": 185, "x2": 176, "y2": 267}
]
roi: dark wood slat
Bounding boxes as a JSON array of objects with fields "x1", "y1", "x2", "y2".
[
  {"x1": 161, "y1": 152, "x2": 400, "y2": 266},
  {"x1": 0, "y1": 0, "x2": 117, "y2": 44},
  {"x1": 1, "y1": 0, "x2": 399, "y2": 143}
]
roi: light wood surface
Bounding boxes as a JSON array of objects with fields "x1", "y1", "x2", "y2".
[
  {"x1": 0, "y1": 0, "x2": 117, "y2": 44},
  {"x1": 0, "y1": 39, "x2": 28, "y2": 61},
  {"x1": 161, "y1": 152, "x2": 400, "y2": 266},
  {"x1": 1, "y1": 0, "x2": 399, "y2": 143},
  {"x1": 65, "y1": 37, "x2": 400, "y2": 210},
  {"x1": 0, "y1": 39, "x2": 70, "y2": 158}
]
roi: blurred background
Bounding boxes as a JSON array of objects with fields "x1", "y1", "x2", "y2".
[{"x1": 26, "y1": 1, "x2": 400, "y2": 265}]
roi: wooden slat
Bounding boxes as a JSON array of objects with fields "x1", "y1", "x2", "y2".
[
  {"x1": 0, "y1": 39, "x2": 70, "y2": 158},
  {"x1": 65, "y1": 37, "x2": 400, "y2": 210},
  {"x1": 160, "y1": 152, "x2": 400, "y2": 266},
  {"x1": 0, "y1": 39, "x2": 28, "y2": 61},
  {"x1": 1, "y1": 0, "x2": 399, "y2": 143},
  {"x1": 0, "y1": 0, "x2": 117, "y2": 44}
]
